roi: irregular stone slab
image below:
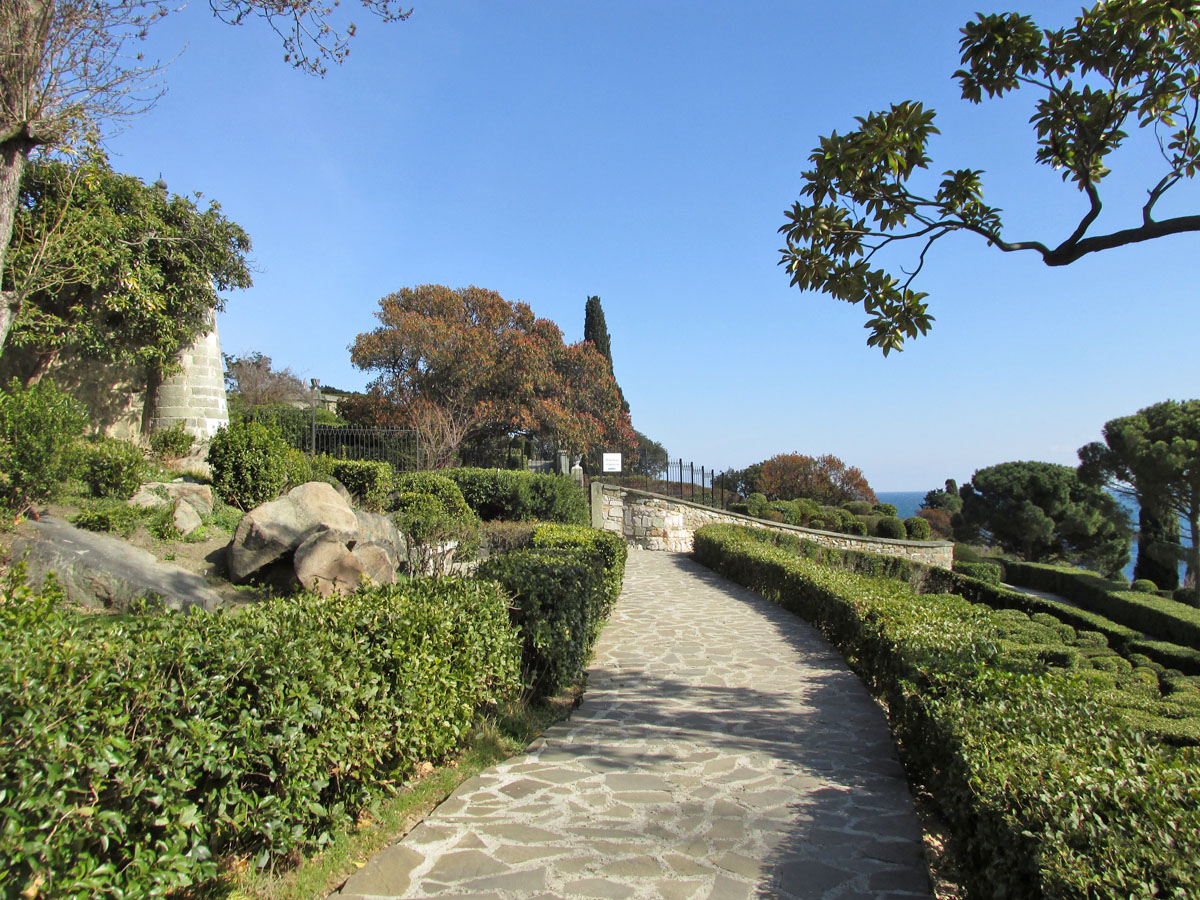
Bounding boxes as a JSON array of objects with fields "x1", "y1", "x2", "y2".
[
  {"x1": 129, "y1": 481, "x2": 214, "y2": 516},
  {"x1": 342, "y1": 552, "x2": 935, "y2": 899},
  {"x1": 227, "y1": 481, "x2": 358, "y2": 583},
  {"x1": 9, "y1": 515, "x2": 225, "y2": 613}
]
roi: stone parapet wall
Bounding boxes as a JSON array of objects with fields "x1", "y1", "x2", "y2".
[{"x1": 591, "y1": 482, "x2": 953, "y2": 569}]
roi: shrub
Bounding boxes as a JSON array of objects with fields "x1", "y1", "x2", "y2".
[
  {"x1": 1175, "y1": 587, "x2": 1200, "y2": 608},
  {"x1": 841, "y1": 518, "x2": 869, "y2": 536},
  {"x1": 691, "y1": 525, "x2": 1200, "y2": 899},
  {"x1": 481, "y1": 520, "x2": 537, "y2": 555},
  {"x1": 808, "y1": 516, "x2": 829, "y2": 531},
  {"x1": 1132, "y1": 578, "x2": 1159, "y2": 593},
  {"x1": 237, "y1": 403, "x2": 344, "y2": 450},
  {"x1": 843, "y1": 500, "x2": 873, "y2": 516},
  {"x1": 873, "y1": 502, "x2": 898, "y2": 517},
  {"x1": 745, "y1": 492, "x2": 769, "y2": 517},
  {"x1": 322, "y1": 458, "x2": 393, "y2": 511},
  {"x1": 904, "y1": 516, "x2": 932, "y2": 541},
  {"x1": 81, "y1": 436, "x2": 146, "y2": 499},
  {"x1": 71, "y1": 500, "x2": 146, "y2": 537},
  {"x1": 476, "y1": 547, "x2": 606, "y2": 698},
  {"x1": 147, "y1": 424, "x2": 195, "y2": 462},
  {"x1": 955, "y1": 560, "x2": 1002, "y2": 586},
  {"x1": 391, "y1": 473, "x2": 480, "y2": 575},
  {"x1": 0, "y1": 572, "x2": 520, "y2": 898},
  {"x1": 207, "y1": 420, "x2": 291, "y2": 510},
  {"x1": 0, "y1": 379, "x2": 86, "y2": 518},
  {"x1": 875, "y1": 516, "x2": 906, "y2": 539},
  {"x1": 532, "y1": 524, "x2": 628, "y2": 612}
]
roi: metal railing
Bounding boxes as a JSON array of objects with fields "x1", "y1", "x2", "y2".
[
  {"x1": 598, "y1": 458, "x2": 731, "y2": 508},
  {"x1": 312, "y1": 425, "x2": 422, "y2": 472}
]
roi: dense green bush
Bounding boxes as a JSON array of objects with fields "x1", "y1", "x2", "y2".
[
  {"x1": 481, "y1": 521, "x2": 537, "y2": 555},
  {"x1": 843, "y1": 500, "x2": 873, "y2": 516},
  {"x1": 80, "y1": 436, "x2": 146, "y2": 499},
  {"x1": 692, "y1": 525, "x2": 1200, "y2": 899},
  {"x1": 207, "y1": 420, "x2": 291, "y2": 510},
  {"x1": 282, "y1": 446, "x2": 313, "y2": 489},
  {"x1": 391, "y1": 473, "x2": 480, "y2": 575},
  {"x1": 873, "y1": 502, "x2": 898, "y2": 517},
  {"x1": 320, "y1": 457, "x2": 393, "y2": 511},
  {"x1": 237, "y1": 403, "x2": 344, "y2": 450},
  {"x1": 148, "y1": 424, "x2": 195, "y2": 461},
  {"x1": 476, "y1": 547, "x2": 606, "y2": 698},
  {"x1": 442, "y1": 468, "x2": 587, "y2": 524},
  {"x1": 1003, "y1": 560, "x2": 1200, "y2": 653},
  {"x1": 904, "y1": 516, "x2": 932, "y2": 541},
  {"x1": 954, "y1": 560, "x2": 1002, "y2": 586},
  {"x1": 745, "y1": 492, "x2": 769, "y2": 517},
  {"x1": 0, "y1": 378, "x2": 86, "y2": 517},
  {"x1": 532, "y1": 523, "x2": 628, "y2": 612},
  {"x1": 875, "y1": 515, "x2": 906, "y2": 539},
  {"x1": 0, "y1": 572, "x2": 520, "y2": 899},
  {"x1": 841, "y1": 518, "x2": 869, "y2": 536},
  {"x1": 1131, "y1": 578, "x2": 1159, "y2": 593}
]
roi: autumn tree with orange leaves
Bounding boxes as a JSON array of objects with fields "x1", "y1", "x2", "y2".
[
  {"x1": 754, "y1": 452, "x2": 877, "y2": 505},
  {"x1": 349, "y1": 285, "x2": 635, "y2": 467}
]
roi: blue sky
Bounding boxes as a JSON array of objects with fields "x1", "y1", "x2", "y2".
[{"x1": 103, "y1": 1, "x2": 1199, "y2": 491}]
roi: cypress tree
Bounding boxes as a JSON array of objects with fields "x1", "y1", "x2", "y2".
[{"x1": 583, "y1": 295, "x2": 613, "y2": 367}]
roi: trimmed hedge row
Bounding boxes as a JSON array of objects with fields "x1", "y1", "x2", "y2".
[
  {"x1": 0, "y1": 572, "x2": 520, "y2": 899},
  {"x1": 692, "y1": 525, "x2": 1200, "y2": 899},
  {"x1": 443, "y1": 467, "x2": 588, "y2": 525},
  {"x1": 1001, "y1": 560, "x2": 1200, "y2": 652},
  {"x1": 476, "y1": 524, "x2": 626, "y2": 699}
]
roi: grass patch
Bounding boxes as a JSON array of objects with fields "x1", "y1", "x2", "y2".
[{"x1": 205, "y1": 688, "x2": 581, "y2": 900}]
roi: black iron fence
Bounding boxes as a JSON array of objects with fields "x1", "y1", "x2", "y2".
[
  {"x1": 312, "y1": 425, "x2": 422, "y2": 472},
  {"x1": 597, "y1": 458, "x2": 732, "y2": 509}
]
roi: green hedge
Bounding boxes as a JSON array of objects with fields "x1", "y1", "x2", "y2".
[
  {"x1": 692, "y1": 525, "x2": 1200, "y2": 899},
  {"x1": 477, "y1": 525, "x2": 626, "y2": 698},
  {"x1": 443, "y1": 468, "x2": 587, "y2": 524},
  {"x1": 1002, "y1": 560, "x2": 1200, "y2": 653},
  {"x1": 315, "y1": 457, "x2": 393, "y2": 511},
  {"x1": 0, "y1": 572, "x2": 520, "y2": 898}
]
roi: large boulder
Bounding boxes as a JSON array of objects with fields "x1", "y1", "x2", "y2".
[
  {"x1": 354, "y1": 509, "x2": 407, "y2": 570},
  {"x1": 228, "y1": 482, "x2": 358, "y2": 583},
  {"x1": 10, "y1": 515, "x2": 225, "y2": 613},
  {"x1": 352, "y1": 542, "x2": 397, "y2": 587},
  {"x1": 294, "y1": 530, "x2": 368, "y2": 597}
]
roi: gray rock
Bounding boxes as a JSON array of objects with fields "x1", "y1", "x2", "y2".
[
  {"x1": 130, "y1": 481, "x2": 214, "y2": 516},
  {"x1": 228, "y1": 481, "x2": 358, "y2": 583},
  {"x1": 354, "y1": 509, "x2": 406, "y2": 569},
  {"x1": 9, "y1": 515, "x2": 224, "y2": 613},
  {"x1": 352, "y1": 542, "x2": 396, "y2": 586},
  {"x1": 172, "y1": 499, "x2": 204, "y2": 537},
  {"x1": 294, "y1": 530, "x2": 367, "y2": 597}
]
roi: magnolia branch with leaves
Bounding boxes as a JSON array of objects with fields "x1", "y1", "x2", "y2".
[{"x1": 779, "y1": 0, "x2": 1200, "y2": 354}]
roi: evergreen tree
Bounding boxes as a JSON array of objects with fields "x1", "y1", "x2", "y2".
[
  {"x1": 1134, "y1": 504, "x2": 1181, "y2": 591},
  {"x1": 583, "y1": 295, "x2": 628, "y2": 415}
]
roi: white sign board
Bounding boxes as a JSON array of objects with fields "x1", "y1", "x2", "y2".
[{"x1": 602, "y1": 453, "x2": 622, "y2": 473}]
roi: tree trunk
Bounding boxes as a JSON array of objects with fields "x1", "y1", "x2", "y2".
[{"x1": 0, "y1": 141, "x2": 29, "y2": 356}]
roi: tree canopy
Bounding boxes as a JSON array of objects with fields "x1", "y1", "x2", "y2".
[
  {"x1": 0, "y1": 0, "x2": 410, "y2": 356},
  {"x1": 779, "y1": 0, "x2": 1200, "y2": 353},
  {"x1": 2, "y1": 159, "x2": 251, "y2": 382},
  {"x1": 752, "y1": 452, "x2": 877, "y2": 506},
  {"x1": 349, "y1": 285, "x2": 635, "y2": 466},
  {"x1": 1078, "y1": 399, "x2": 1200, "y2": 586},
  {"x1": 223, "y1": 352, "x2": 307, "y2": 408},
  {"x1": 959, "y1": 460, "x2": 1130, "y2": 576}
]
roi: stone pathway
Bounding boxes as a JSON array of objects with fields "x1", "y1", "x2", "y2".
[{"x1": 331, "y1": 552, "x2": 933, "y2": 900}]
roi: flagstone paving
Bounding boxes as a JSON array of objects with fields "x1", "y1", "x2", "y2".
[{"x1": 330, "y1": 551, "x2": 934, "y2": 900}]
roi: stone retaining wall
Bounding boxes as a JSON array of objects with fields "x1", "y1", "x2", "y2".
[{"x1": 591, "y1": 482, "x2": 953, "y2": 569}]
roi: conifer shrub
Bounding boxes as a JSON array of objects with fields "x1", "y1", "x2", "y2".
[
  {"x1": 904, "y1": 516, "x2": 932, "y2": 541},
  {"x1": 207, "y1": 420, "x2": 290, "y2": 510},
  {"x1": 875, "y1": 515, "x2": 907, "y2": 539},
  {"x1": 1131, "y1": 578, "x2": 1159, "y2": 593},
  {"x1": 841, "y1": 519, "x2": 869, "y2": 536},
  {"x1": 873, "y1": 502, "x2": 898, "y2": 517},
  {"x1": 843, "y1": 500, "x2": 873, "y2": 516},
  {"x1": 80, "y1": 436, "x2": 146, "y2": 499},
  {"x1": 0, "y1": 379, "x2": 86, "y2": 518},
  {"x1": 745, "y1": 492, "x2": 769, "y2": 517}
]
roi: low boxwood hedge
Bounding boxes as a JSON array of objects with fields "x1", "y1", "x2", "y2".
[
  {"x1": 692, "y1": 524, "x2": 1200, "y2": 899},
  {"x1": 1001, "y1": 560, "x2": 1200, "y2": 652},
  {"x1": 0, "y1": 570, "x2": 520, "y2": 899}
]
